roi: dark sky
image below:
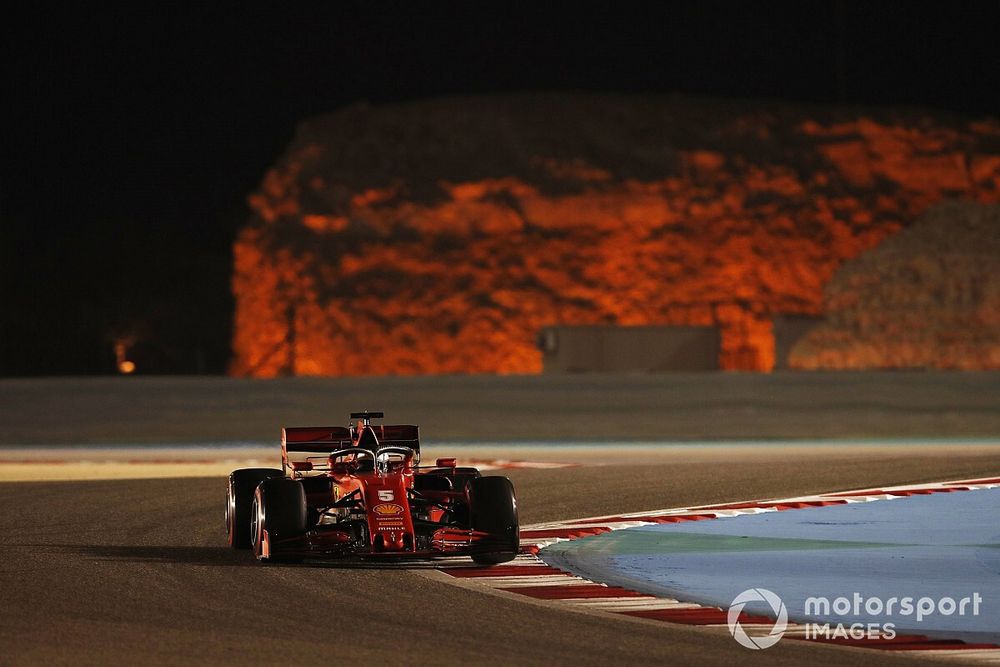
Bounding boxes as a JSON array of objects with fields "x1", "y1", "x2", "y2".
[{"x1": 3, "y1": 2, "x2": 998, "y2": 376}]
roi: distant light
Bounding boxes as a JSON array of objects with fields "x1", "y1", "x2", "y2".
[{"x1": 118, "y1": 360, "x2": 136, "y2": 374}]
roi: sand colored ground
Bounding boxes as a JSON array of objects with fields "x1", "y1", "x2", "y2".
[{"x1": 1, "y1": 442, "x2": 998, "y2": 483}]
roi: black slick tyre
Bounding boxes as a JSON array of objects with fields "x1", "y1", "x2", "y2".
[
  {"x1": 226, "y1": 468, "x2": 282, "y2": 549},
  {"x1": 251, "y1": 478, "x2": 307, "y2": 563},
  {"x1": 469, "y1": 476, "x2": 519, "y2": 565}
]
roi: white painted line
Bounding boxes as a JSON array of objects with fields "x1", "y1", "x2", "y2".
[
  {"x1": 475, "y1": 575, "x2": 589, "y2": 587},
  {"x1": 572, "y1": 600, "x2": 701, "y2": 611}
]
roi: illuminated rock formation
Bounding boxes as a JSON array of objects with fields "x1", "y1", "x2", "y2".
[
  {"x1": 790, "y1": 201, "x2": 1000, "y2": 370},
  {"x1": 231, "y1": 94, "x2": 1000, "y2": 376}
]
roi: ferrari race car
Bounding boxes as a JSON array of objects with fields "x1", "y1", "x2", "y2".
[{"x1": 226, "y1": 412, "x2": 519, "y2": 564}]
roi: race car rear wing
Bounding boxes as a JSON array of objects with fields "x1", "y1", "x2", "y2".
[
  {"x1": 368, "y1": 424, "x2": 420, "y2": 451},
  {"x1": 281, "y1": 424, "x2": 420, "y2": 472}
]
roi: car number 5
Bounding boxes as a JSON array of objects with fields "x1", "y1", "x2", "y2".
[{"x1": 377, "y1": 490, "x2": 394, "y2": 501}]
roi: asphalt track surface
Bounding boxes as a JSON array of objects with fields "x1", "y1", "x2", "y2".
[{"x1": 3, "y1": 450, "x2": 1000, "y2": 665}]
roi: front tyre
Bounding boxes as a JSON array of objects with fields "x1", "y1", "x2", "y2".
[
  {"x1": 251, "y1": 478, "x2": 307, "y2": 563},
  {"x1": 469, "y1": 476, "x2": 519, "y2": 565},
  {"x1": 226, "y1": 468, "x2": 283, "y2": 549}
]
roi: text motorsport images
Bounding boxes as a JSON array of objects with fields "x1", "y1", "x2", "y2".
[{"x1": 726, "y1": 588, "x2": 984, "y2": 650}]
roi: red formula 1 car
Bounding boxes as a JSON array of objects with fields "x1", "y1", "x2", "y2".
[{"x1": 226, "y1": 412, "x2": 519, "y2": 564}]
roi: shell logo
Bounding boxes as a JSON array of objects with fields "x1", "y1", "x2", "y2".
[{"x1": 373, "y1": 503, "x2": 404, "y2": 515}]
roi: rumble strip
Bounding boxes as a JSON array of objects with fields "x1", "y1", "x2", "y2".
[{"x1": 436, "y1": 477, "x2": 1000, "y2": 663}]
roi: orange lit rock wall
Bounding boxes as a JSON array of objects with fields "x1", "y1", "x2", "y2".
[
  {"x1": 231, "y1": 94, "x2": 1000, "y2": 376},
  {"x1": 790, "y1": 201, "x2": 1000, "y2": 370}
]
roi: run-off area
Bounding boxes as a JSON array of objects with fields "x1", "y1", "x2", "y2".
[{"x1": 541, "y1": 487, "x2": 1000, "y2": 644}]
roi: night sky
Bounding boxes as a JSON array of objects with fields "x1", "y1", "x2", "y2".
[{"x1": 3, "y1": 2, "x2": 998, "y2": 376}]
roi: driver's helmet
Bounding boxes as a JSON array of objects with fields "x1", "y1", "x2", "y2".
[{"x1": 380, "y1": 451, "x2": 412, "y2": 474}]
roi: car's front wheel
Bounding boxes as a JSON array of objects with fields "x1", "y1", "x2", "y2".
[
  {"x1": 469, "y1": 476, "x2": 519, "y2": 565},
  {"x1": 251, "y1": 478, "x2": 307, "y2": 563},
  {"x1": 226, "y1": 468, "x2": 283, "y2": 549}
]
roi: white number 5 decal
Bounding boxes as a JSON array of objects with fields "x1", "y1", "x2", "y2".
[{"x1": 377, "y1": 490, "x2": 394, "y2": 501}]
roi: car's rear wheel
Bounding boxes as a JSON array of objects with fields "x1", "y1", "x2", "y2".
[
  {"x1": 469, "y1": 476, "x2": 519, "y2": 565},
  {"x1": 251, "y1": 478, "x2": 307, "y2": 563},
  {"x1": 226, "y1": 468, "x2": 283, "y2": 549}
]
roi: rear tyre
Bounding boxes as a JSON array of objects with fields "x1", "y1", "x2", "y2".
[
  {"x1": 251, "y1": 478, "x2": 307, "y2": 563},
  {"x1": 469, "y1": 476, "x2": 519, "y2": 565},
  {"x1": 226, "y1": 468, "x2": 283, "y2": 549}
]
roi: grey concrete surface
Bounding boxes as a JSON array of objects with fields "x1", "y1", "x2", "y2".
[{"x1": 2, "y1": 372, "x2": 998, "y2": 444}]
